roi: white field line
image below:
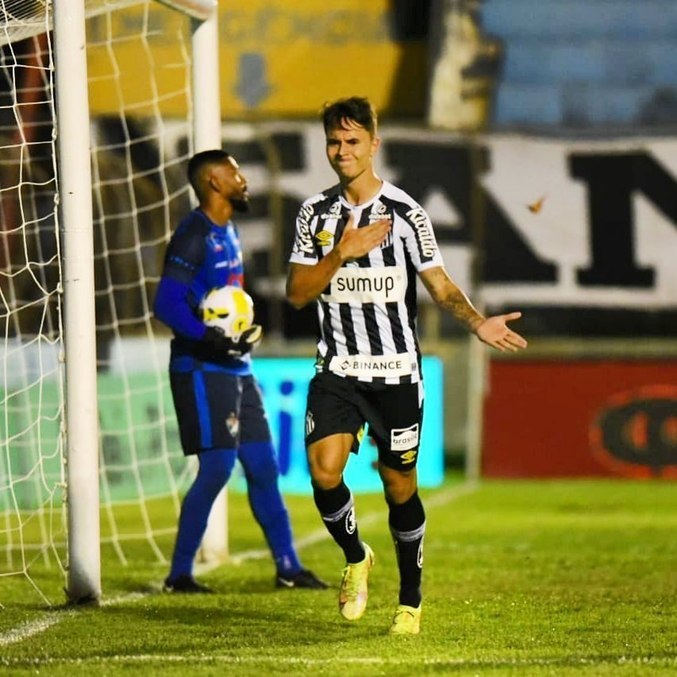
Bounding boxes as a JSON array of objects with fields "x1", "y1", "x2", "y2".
[
  {"x1": 0, "y1": 481, "x2": 478, "y2": 648},
  {"x1": 2, "y1": 653, "x2": 675, "y2": 670},
  {"x1": 0, "y1": 614, "x2": 67, "y2": 647},
  {"x1": 0, "y1": 592, "x2": 148, "y2": 648}
]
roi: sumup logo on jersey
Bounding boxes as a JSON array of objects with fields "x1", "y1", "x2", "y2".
[{"x1": 322, "y1": 266, "x2": 406, "y2": 304}]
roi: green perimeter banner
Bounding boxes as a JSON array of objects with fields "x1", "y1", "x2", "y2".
[{"x1": 1, "y1": 358, "x2": 444, "y2": 509}]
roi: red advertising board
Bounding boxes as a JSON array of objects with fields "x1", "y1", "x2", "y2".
[{"x1": 482, "y1": 360, "x2": 677, "y2": 479}]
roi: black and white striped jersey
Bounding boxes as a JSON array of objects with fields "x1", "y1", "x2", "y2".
[{"x1": 289, "y1": 180, "x2": 444, "y2": 385}]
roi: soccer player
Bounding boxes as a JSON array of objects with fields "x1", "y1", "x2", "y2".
[
  {"x1": 285, "y1": 97, "x2": 527, "y2": 633},
  {"x1": 154, "y1": 149, "x2": 327, "y2": 593}
]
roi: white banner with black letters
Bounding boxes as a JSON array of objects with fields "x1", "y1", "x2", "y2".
[{"x1": 163, "y1": 122, "x2": 677, "y2": 336}]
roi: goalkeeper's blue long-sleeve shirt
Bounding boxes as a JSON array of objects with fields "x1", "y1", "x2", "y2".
[{"x1": 153, "y1": 208, "x2": 251, "y2": 375}]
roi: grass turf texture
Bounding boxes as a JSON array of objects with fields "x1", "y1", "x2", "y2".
[{"x1": 1, "y1": 476, "x2": 676, "y2": 675}]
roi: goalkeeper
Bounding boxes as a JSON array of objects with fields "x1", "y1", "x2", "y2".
[{"x1": 153, "y1": 149, "x2": 327, "y2": 593}]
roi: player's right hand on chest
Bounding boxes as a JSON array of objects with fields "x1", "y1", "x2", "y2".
[{"x1": 337, "y1": 213, "x2": 391, "y2": 262}]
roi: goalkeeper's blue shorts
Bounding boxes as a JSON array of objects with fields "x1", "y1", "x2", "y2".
[
  {"x1": 304, "y1": 371, "x2": 423, "y2": 471},
  {"x1": 169, "y1": 370, "x2": 271, "y2": 455}
]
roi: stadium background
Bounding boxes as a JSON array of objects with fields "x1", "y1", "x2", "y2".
[
  {"x1": 2, "y1": 0, "x2": 676, "y2": 505},
  {"x1": 87, "y1": 0, "x2": 676, "y2": 482},
  {"x1": 0, "y1": 5, "x2": 676, "y2": 662}
]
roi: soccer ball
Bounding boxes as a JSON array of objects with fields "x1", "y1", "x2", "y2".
[{"x1": 200, "y1": 285, "x2": 255, "y2": 337}]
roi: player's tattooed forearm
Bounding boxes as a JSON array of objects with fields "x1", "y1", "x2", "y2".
[{"x1": 438, "y1": 290, "x2": 483, "y2": 330}]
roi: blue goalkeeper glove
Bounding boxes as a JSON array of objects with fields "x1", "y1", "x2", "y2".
[{"x1": 203, "y1": 325, "x2": 263, "y2": 357}]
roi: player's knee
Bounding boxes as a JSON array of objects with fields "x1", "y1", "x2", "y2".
[
  {"x1": 307, "y1": 436, "x2": 350, "y2": 488},
  {"x1": 310, "y1": 466, "x2": 342, "y2": 490},
  {"x1": 307, "y1": 453, "x2": 343, "y2": 489}
]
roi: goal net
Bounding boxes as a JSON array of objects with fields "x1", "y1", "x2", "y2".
[{"x1": 0, "y1": 0, "x2": 214, "y2": 606}]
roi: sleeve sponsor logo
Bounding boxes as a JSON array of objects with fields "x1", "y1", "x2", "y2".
[
  {"x1": 292, "y1": 203, "x2": 316, "y2": 256},
  {"x1": 406, "y1": 206, "x2": 437, "y2": 259},
  {"x1": 321, "y1": 266, "x2": 406, "y2": 304}
]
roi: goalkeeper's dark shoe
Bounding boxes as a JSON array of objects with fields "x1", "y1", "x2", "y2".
[
  {"x1": 276, "y1": 568, "x2": 329, "y2": 590},
  {"x1": 163, "y1": 575, "x2": 213, "y2": 594}
]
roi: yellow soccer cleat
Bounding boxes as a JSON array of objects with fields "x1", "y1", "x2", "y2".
[
  {"x1": 389, "y1": 604, "x2": 422, "y2": 635},
  {"x1": 338, "y1": 543, "x2": 375, "y2": 621}
]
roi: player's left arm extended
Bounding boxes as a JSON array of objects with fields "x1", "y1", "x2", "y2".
[{"x1": 419, "y1": 266, "x2": 528, "y2": 353}]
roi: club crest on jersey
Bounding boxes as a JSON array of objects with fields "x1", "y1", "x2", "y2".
[
  {"x1": 314, "y1": 230, "x2": 334, "y2": 247},
  {"x1": 379, "y1": 231, "x2": 393, "y2": 250},
  {"x1": 368, "y1": 203, "x2": 393, "y2": 249},
  {"x1": 225, "y1": 412, "x2": 240, "y2": 437},
  {"x1": 390, "y1": 423, "x2": 419, "y2": 452},
  {"x1": 207, "y1": 232, "x2": 224, "y2": 252}
]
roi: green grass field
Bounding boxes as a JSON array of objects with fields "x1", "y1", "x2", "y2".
[{"x1": 1, "y1": 476, "x2": 676, "y2": 675}]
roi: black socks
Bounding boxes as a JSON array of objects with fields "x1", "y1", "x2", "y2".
[
  {"x1": 313, "y1": 481, "x2": 366, "y2": 564},
  {"x1": 314, "y1": 481, "x2": 426, "y2": 606},
  {"x1": 389, "y1": 491, "x2": 426, "y2": 608}
]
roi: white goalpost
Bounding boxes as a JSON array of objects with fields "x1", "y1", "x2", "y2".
[
  {"x1": 0, "y1": 0, "x2": 223, "y2": 606},
  {"x1": 54, "y1": 0, "x2": 102, "y2": 606}
]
